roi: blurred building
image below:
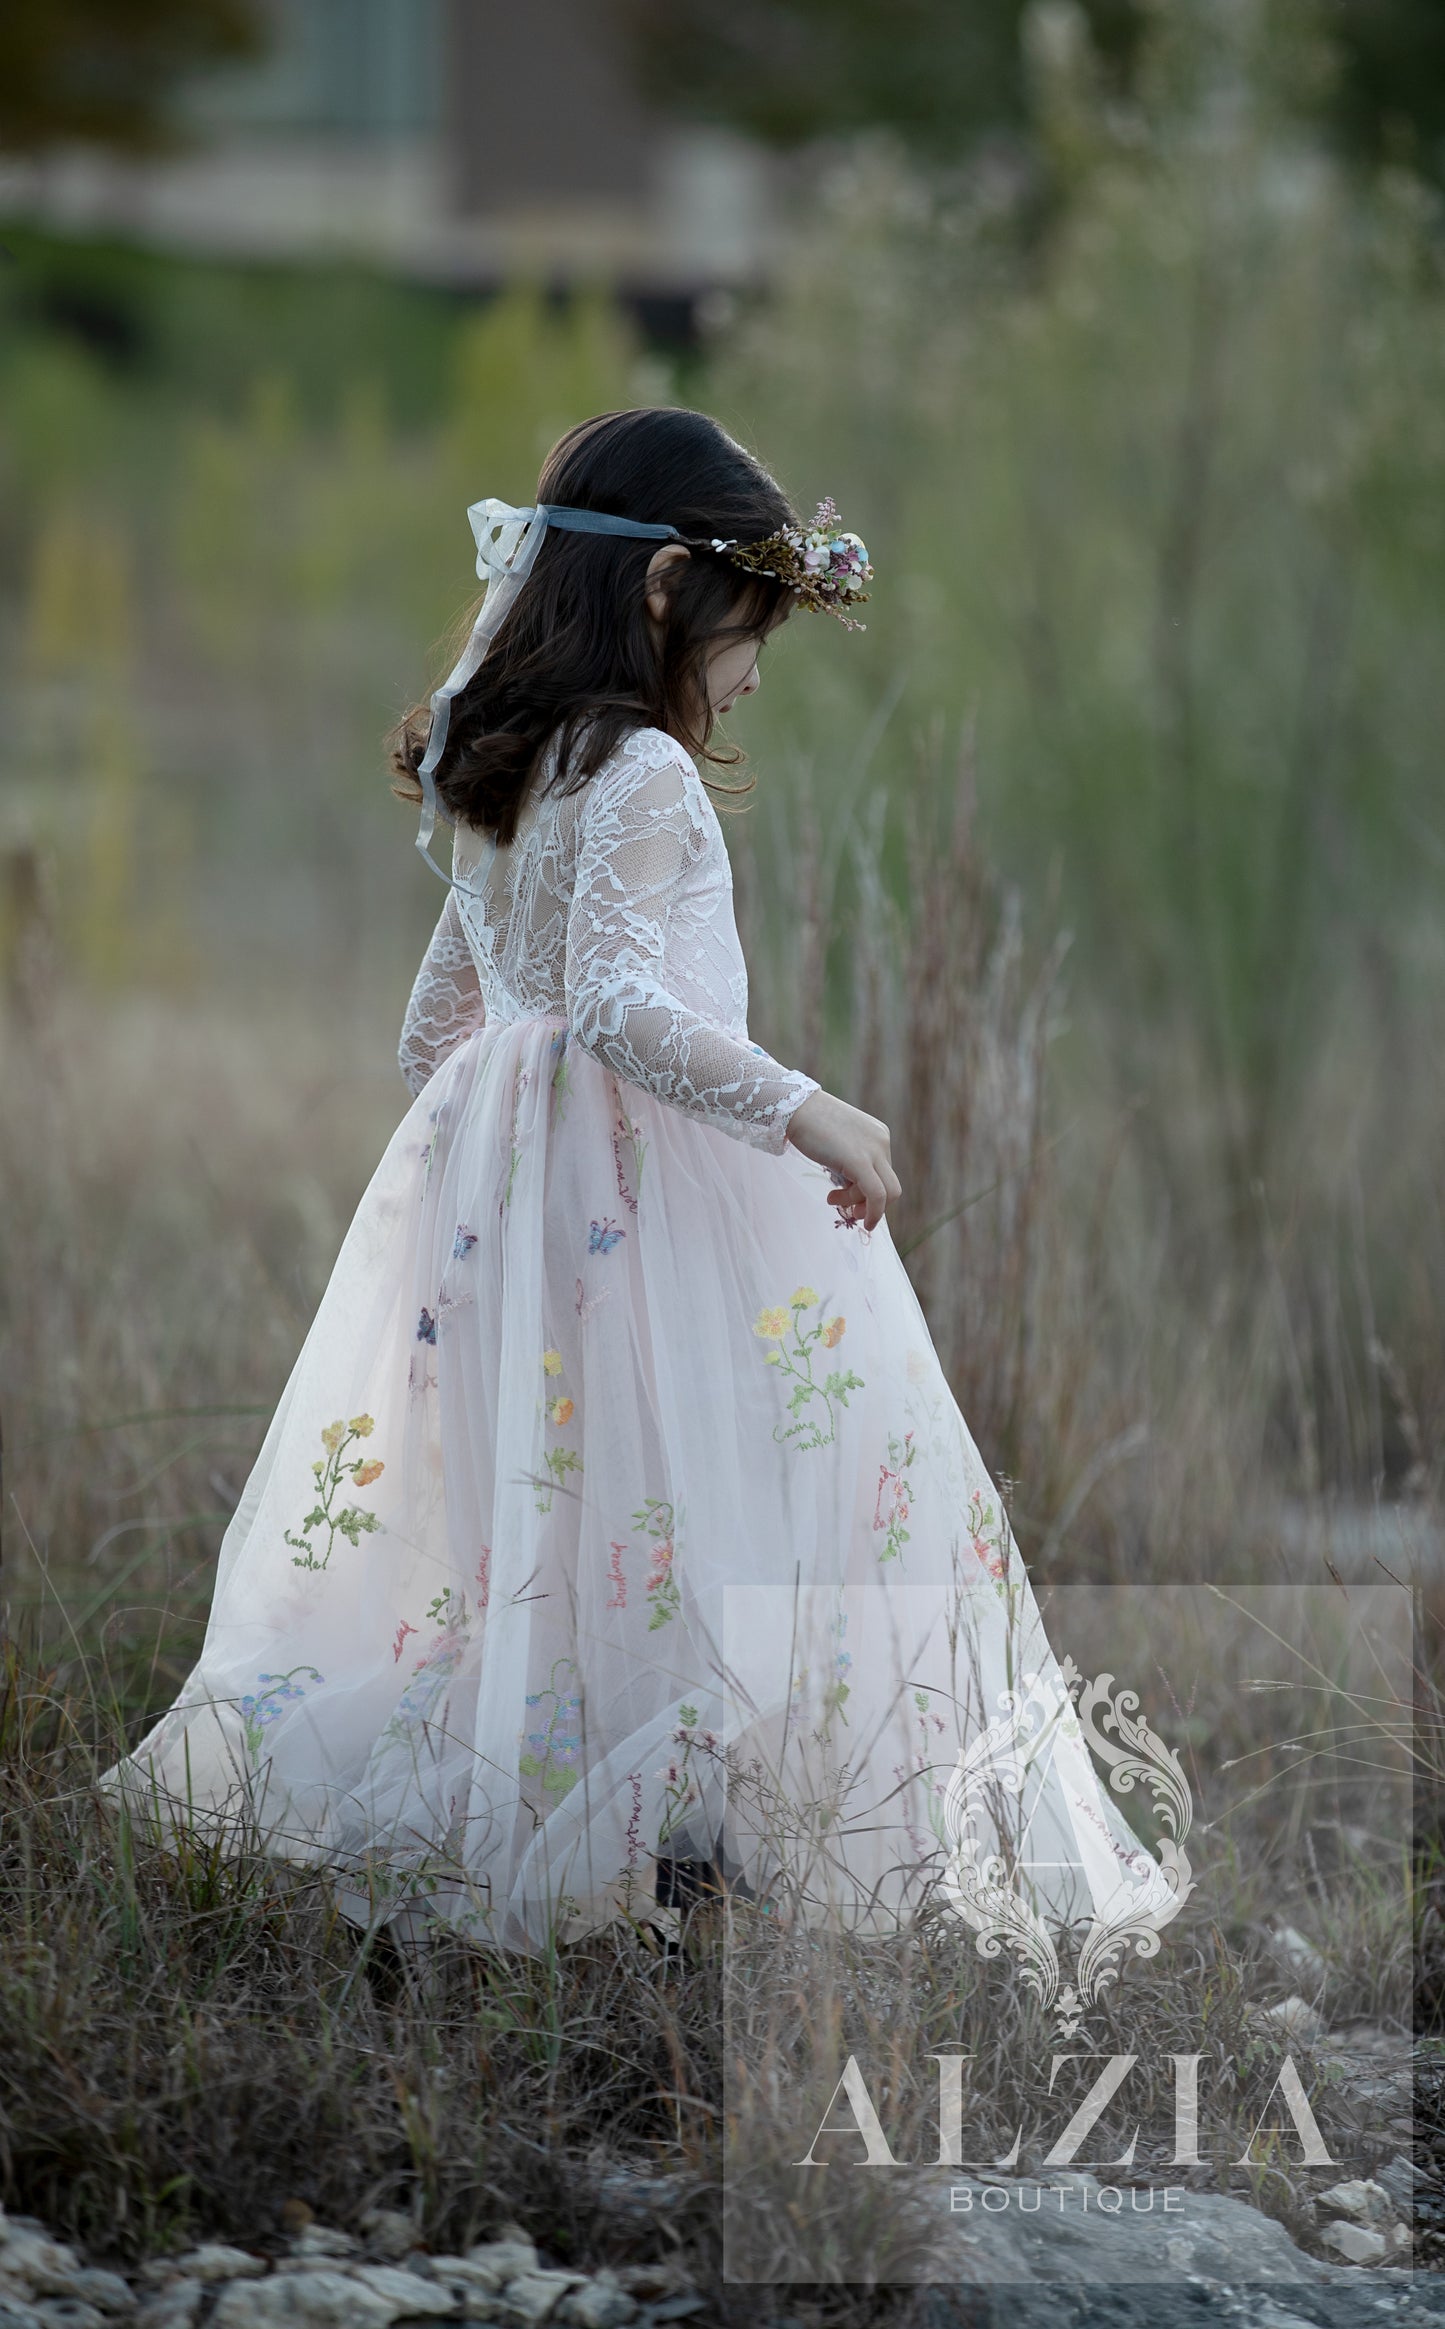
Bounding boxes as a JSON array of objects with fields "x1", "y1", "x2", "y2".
[{"x1": 0, "y1": 0, "x2": 776, "y2": 320}]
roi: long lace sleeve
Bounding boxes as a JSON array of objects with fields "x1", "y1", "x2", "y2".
[
  {"x1": 565, "y1": 738, "x2": 821, "y2": 1154},
  {"x1": 398, "y1": 891, "x2": 487, "y2": 1098}
]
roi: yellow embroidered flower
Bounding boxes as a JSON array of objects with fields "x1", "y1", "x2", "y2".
[
  {"x1": 542, "y1": 1349, "x2": 564, "y2": 1376},
  {"x1": 821, "y1": 1316, "x2": 846, "y2": 1349},
  {"x1": 789, "y1": 1285, "x2": 819, "y2": 1309},
  {"x1": 353, "y1": 1460, "x2": 384, "y2": 1488},
  {"x1": 550, "y1": 1397, "x2": 575, "y2": 1427},
  {"x1": 321, "y1": 1420, "x2": 345, "y2": 1453},
  {"x1": 753, "y1": 1305, "x2": 792, "y2": 1340},
  {"x1": 764, "y1": 1351, "x2": 782, "y2": 1366},
  {"x1": 349, "y1": 1413, "x2": 375, "y2": 1437}
]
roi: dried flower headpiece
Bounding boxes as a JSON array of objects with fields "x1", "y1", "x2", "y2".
[{"x1": 708, "y1": 500, "x2": 873, "y2": 630}]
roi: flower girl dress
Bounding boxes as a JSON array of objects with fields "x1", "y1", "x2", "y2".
[{"x1": 100, "y1": 726, "x2": 1165, "y2": 1952}]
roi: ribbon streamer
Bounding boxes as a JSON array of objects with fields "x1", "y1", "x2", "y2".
[{"x1": 414, "y1": 498, "x2": 683, "y2": 892}]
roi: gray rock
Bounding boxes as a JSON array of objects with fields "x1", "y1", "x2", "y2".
[
  {"x1": 134, "y1": 2289, "x2": 206, "y2": 2329},
  {"x1": 162, "y1": 2247, "x2": 268, "y2": 2285},
  {"x1": 931, "y1": 2168, "x2": 1393, "y2": 2286},
  {"x1": 284, "y1": 2231, "x2": 358, "y2": 2263},
  {"x1": 1252, "y1": 1995, "x2": 1329, "y2": 2044},
  {"x1": 496, "y1": 2275, "x2": 586, "y2": 2326},
  {"x1": 426, "y1": 2261, "x2": 517, "y2": 2308},
  {"x1": 0, "y1": 2305, "x2": 45, "y2": 2329},
  {"x1": 557, "y1": 2276, "x2": 636, "y2": 2328},
  {"x1": 54, "y1": 2276, "x2": 133, "y2": 2317},
  {"x1": 0, "y1": 2232, "x2": 88, "y2": 2299},
  {"x1": 1317, "y1": 2177, "x2": 1396, "y2": 2226},
  {"x1": 359, "y1": 2216, "x2": 423, "y2": 2264},
  {"x1": 457, "y1": 2244, "x2": 538, "y2": 2293},
  {"x1": 1266, "y1": 1924, "x2": 1327, "y2": 1984},
  {"x1": 1374, "y1": 2152, "x2": 1419, "y2": 2212},
  {"x1": 348, "y1": 2267, "x2": 458, "y2": 2318},
  {"x1": 31, "y1": 2304, "x2": 106, "y2": 2329},
  {"x1": 1319, "y1": 2219, "x2": 1388, "y2": 2265},
  {"x1": 210, "y1": 2271, "x2": 396, "y2": 2327}
]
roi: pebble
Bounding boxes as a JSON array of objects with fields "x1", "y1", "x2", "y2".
[
  {"x1": 210, "y1": 2271, "x2": 397, "y2": 2327},
  {"x1": 1319, "y1": 2219, "x2": 1389, "y2": 2265},
  {"x1": 357, "y1": 2215, "x2": 423, "y2": 2264},
  {"x1": 153, "y1": 2249, "x2": 268, "y2": 2287},
  {"x1": 498, "y1": 2269, "x2": 588, "y2": 2324},
  {"x1": 459, "y1": 2239, "x2": 540, "y2": 2291},
  {"x1": 348, "y1": 2266, "x2": 459, "y2": 2318},
  {"x1": 1252, "y1": 1994, "x2": 1329, "y2": 2043},
  {"x1": 134, "y1": 2291, "x2": 204, "y2": 2329},
  {"x1": 1318, "y1": 2176, "x2": 1396, "y2": 2226},
  {"x1": 1265, "y1": 1923, "x2": 1327, "y2": 1983},
  {"x1": 283, "y1": 2231, "x2": 359, "y2": 2264},
  {"x1": 558, "y1": 2279, "x2": 635, "y2": 2329}
]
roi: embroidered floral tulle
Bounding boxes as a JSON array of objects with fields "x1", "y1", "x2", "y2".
[{"x1": 98, "y1": 724, "x2": 1172, "y2": 1957}]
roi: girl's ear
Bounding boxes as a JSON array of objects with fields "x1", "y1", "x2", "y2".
[{"x1": 644, "y1": 542, "x2": 692, "y2": 626}]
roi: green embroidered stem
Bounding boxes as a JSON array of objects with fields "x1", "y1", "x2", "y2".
[
  {"x1": 636, "y1": 1496, "x2": 682, "y2": 1630},
  {"x1": 659, "y1": 1700, "x2": 704, "y2": 1846},
  {"x1": 754, "y1": 1288, "x2": 865, "y2": 1451},
  {"x1": 285, "y1": 1416, "x2": 384, "y2": 1572}
]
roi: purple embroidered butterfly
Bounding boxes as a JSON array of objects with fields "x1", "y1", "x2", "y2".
[
  {"x1": 453, "y1": 1225, "x2": 478, "y2": 1260},
  {"x1": 588, "y1": 1217, "x2": 625, "y2": 1255},
  {"x1": 417, "y1": 1308, "x2": 438, "y2": 1344}
]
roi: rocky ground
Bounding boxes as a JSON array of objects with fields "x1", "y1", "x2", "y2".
[
  {"x1": 3, "y1": 2164, "x2": 1444, "y2": 2329},
  {"x1": 0, "y1": 2207, "x2": 702, "y2": 2329},
  {"x1": 1, "y1": 2005, "x2": 1440, "y2": 2329}
]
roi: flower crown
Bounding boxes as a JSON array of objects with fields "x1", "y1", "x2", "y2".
[{"x1": 708, "y1": 500, "x2": 873, "y2": 630}]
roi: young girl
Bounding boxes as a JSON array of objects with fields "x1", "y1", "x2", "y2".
[{"x1": 100, "y1": 408, "x2": 1164, "y2": 1955}]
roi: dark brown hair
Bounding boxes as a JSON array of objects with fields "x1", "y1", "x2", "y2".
[{"x1": 389, "y1": 407, "x2": 798, "y2": 846}]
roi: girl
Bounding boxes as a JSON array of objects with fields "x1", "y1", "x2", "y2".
[{"x1": 100, "y1": 408, "x2": 1164, "y2": 1955}]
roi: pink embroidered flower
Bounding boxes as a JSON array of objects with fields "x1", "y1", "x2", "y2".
[{"x1": 646, "y1": 1538, "x2": 674, "y2": 1592}]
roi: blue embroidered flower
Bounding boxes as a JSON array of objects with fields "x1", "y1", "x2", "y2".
[{"x1": 417, "y1": 1308, "x2": 438, "y2": 1344}]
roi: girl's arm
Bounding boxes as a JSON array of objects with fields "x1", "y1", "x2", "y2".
[
  {"x1": 398, "y1": 891, "x2": 487, "y2": 1098},
  {"x1": 565, "y1": 738, "x2": 820, "y2": 1154}
]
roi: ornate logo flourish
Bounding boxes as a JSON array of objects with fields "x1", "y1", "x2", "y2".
[{"x1": 938, "y1": 1655, "x2": 1195, "y2": 2039}]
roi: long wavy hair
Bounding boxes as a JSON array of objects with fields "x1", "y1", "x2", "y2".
[{"x1": 389, "y1": 407, "x2": 798, "y2": 847}]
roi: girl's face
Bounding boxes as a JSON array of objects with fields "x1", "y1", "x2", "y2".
[
  {"x1": 705, "y1": 630, "x2": 764, "y2": 716},
  {"x1": 644, "y1": 543, "x2": 782, "y2": 723}
]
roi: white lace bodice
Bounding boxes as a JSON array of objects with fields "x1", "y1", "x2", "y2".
[{"x1": 398, "y1": 727, "x2": 821, "y2": 1154}]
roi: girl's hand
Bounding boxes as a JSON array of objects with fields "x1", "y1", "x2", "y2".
[{"x1": 784, "y1": 1090, "x2": 901, "y2": 1231}]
